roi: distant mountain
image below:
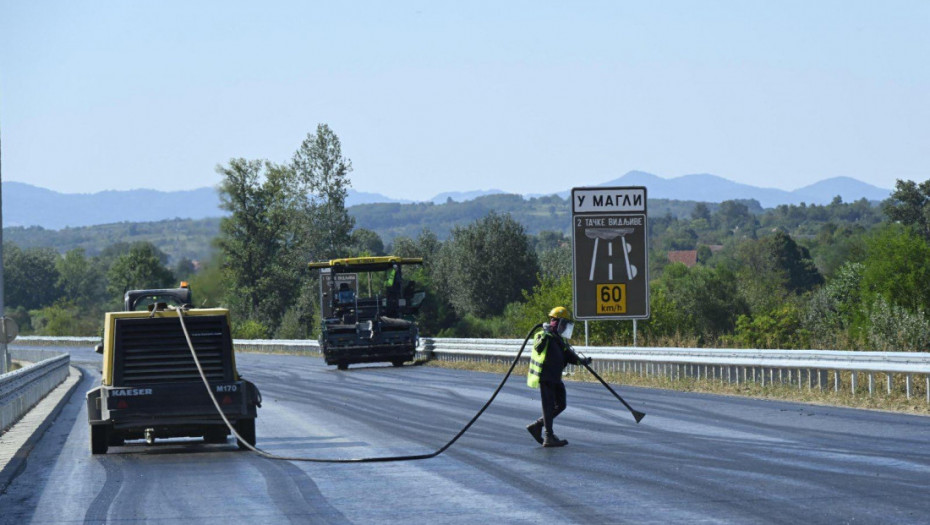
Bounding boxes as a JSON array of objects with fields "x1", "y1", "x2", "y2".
[
  {"x1": 564, "y1": 171, "x2": 891, "y2": 209},
  {"x1": 791, "y1": 176, "x2": 891, "y2": 205},
  {"x1": 2, "y1": 182, "x2": 223, "y2": 230},
  {"x1": 429, "y1": 189, "x2": 505, "y2": 204},
  {"x1": 2, "y1": 173, "x2": 893, "y2": 230},
  {"x1": 346, "y1": 189, "x2": 412, "y2": 206}
]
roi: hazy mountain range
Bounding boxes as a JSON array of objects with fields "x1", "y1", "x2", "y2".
[{"x1": 2, "y1": 172, "x2": 891, "y2": 230}]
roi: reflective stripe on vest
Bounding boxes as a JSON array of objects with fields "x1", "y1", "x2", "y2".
[{"x1": 527, "y1": 331, "x2": 550, "y2": 389}]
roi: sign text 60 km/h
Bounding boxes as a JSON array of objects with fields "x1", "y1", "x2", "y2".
[{"x1": 597, "y1": 283, "x2": 627, "y2": 314}]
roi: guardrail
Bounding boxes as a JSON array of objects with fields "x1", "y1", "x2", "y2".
[
  {"x1": 420, "y1": 338, "x2": 930, "y2": 402},
  {"x1": 1, "y1": 350, "x2": 70, "y2": 433},
  {"x1": 12, "y1": 336, "x2": 98, "y2": 347},
  {"x1": 233, "y1": 339, "x2": 322, "y2": 354},
  {"x1": 231, "y1": 337, "x2": 930, "y2": 401},
  {"x1": 12, "y1": 336, "x2": 930, "y2": 402}
]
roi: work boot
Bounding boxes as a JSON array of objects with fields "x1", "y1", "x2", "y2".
[
  {"x1": 526, "y1": 421, "x2": 544, "y2": 444},
  {"x1": 543, "y1": 432, "x2": 568, "y2": 448}
]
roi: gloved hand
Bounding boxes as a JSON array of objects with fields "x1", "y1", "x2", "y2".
[{"x1": 580, "y1": 356, "x2": 592, "y2": 366}]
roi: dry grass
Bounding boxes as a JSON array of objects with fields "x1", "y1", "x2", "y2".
[{"x1": 426, "y1": 360, "x2": 930, "y2": 416}]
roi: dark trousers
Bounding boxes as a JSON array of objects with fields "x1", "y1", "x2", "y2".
[{"x1": 535, "y1": 380, "x2": 567, "y2": 435}]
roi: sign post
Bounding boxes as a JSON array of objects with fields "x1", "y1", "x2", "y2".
[
  {"x1": 571, "y1": 187, "x2": 649, "y2": 330},
  {"x1": 0, "y1": 122, "x2": 6, "y2": 372}
]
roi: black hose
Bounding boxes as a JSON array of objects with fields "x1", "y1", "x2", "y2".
[
  {"x1": 175, "y1": 303, "x2": 543, "y2": 463},
  {"x1": 570, "y1": 342, "x2": 646, "y2": 423},
  {"x1": 582, "y1": 363, "x2": 646, "y2": 423}
]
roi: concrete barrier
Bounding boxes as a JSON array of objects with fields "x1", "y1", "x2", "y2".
[{"x1": 0, "y1": 351, "x2": 70, "y2": 433}]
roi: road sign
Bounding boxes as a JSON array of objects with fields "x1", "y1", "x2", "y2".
[
  {"x1": 319, "y1": 270, "x2": 358, "y2": 319},
  {"x1": 571, "y1": 186, "x2": 649, "y2": 320},
  {"x1": 1, "y1": 316, "x2": 17, "y2": 344}
]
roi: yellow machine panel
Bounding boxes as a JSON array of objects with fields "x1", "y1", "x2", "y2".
[{"x1": 101, "y1": 308, "x2": 233, "y2": 386}]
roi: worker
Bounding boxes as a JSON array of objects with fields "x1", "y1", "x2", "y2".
[
  {"x1": 526, "y1": 306, "x2": 592, "y2": 447},
  {"x1": 336, "y1": 282, "x2": 355, "y2": 305}
]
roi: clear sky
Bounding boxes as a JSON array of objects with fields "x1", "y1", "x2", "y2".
[{"x1": 1, "y1": 1, "x2": 927, "y2": 201}]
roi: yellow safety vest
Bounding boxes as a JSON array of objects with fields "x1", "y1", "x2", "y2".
[{"x1": 527, "y1": 331, "x2": 557, "y2": 388}]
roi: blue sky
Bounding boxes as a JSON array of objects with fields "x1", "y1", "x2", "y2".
[{"x1": 1, "y1": 1, "x2": 927, "y2": 201}]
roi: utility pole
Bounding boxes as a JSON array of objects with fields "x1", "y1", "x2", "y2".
[{"x1": 0, "y1": 120, "x2": 7, "y2": 374}]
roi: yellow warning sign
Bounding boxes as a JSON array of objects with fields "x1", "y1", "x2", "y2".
[{"x1": 596, "y1": 283, "x2": 627, "y2": 314}]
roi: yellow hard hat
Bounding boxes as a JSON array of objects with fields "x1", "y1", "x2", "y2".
[{"x1": 548, "y1": 306, "x2": 571, "y2": 320}]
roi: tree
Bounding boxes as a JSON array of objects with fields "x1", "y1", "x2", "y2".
[
  {"x1": 803, "y1": 261, "x2": 864, "y2": 347},
  {"x1": 216, "y1": 158, "x2": 304, "y2": 327},
  {"x1": 3, "y1": 243, "x2": 62, "y2": 310},
  {"x1": 654, "y1": 263, "x2": 747, "y2": 339},
  {"x1": 727, "y1": 232, "x2": 823, "y2": 316},
  {"x1": 106, "y1": 242, "x2": 175, "y2": 298},
  {"x1": 716, "y1": 200, "x2": 758, "y2": 233},
  {"x1": 30, "y1": 300, "x2": 99, "y2": 336},
  {"x1": 538, "y1": 244, "x2": 571, "y2": 281},
  {"x1": 216, "y1": 124, "x2": 355, "y2": 332},
  {"x1": 349, "y1": 228, "x2": 385, "y2": 256},
  {"x1": 662, "y1": 222, "x2": 699, "y2": 250},
  {"x1": 867, "y1": 296, "x2": 930, "y2": 352},
  {"x1": 186, "y1": 253, "x2": 227, "y2": 308},
  {"x1": 391, "y1": 229, "x2": 455, "y2": 335},
  {"x1": 768, "y1": 231, "x2": 824, "y2": 293},
  {"x1": 859, "y1": 223, "x2": 930, "y2": 313},
  {"x1": 292, "y1": 123, "x2": 355, "y2": 260},
  {"x1": 56, "y1": 248, "x2": 105, "y2": 307},
  {"x1": 729, "y1": 239, "x2": 790, "y2": 315},
  {"x1": 692, "y1": 202, "x2": 711, "y2": 222},
  {"x1": 503, "y1": 274, "x2": 573, "y2": 339},
  {"x1": 696, "y1": 245, "x2": 713, "y2": 265},
  {"x1": 436, "y1": 212, "x2": 539, "y2": 318},
  {"x1": 533, "y1": 230, "x2": 569, "y2": 252},
  {"x1": 883, "y1": 178, "x2": 930, "y2": 240},
  {"x1": 174, "y1": 258, "x2": 197, "y2": 281}
]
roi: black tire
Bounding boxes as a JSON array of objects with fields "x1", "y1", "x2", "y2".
[
  {"x1": 108, "y1": 433, "x2": 125, "y2": 447},
  {"x1": 204, "y1": 428, "x2": 228, "y2": 444},
  {"x1": 337, "y1": 363, "x2": 348, "y2": 370},
  {"x1": 235, "y1": 418, "x2": 256, "y2": 450},
  {"x1": 91, "y1": 425, "x2": 109, "y2": 455},
  {"x1": 391, "y1": 360, "x2": 404, "y2": 367}
]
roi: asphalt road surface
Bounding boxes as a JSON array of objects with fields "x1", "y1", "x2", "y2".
[{"x1": 3, "y1": 344, "x2": 930, "y2": 524}]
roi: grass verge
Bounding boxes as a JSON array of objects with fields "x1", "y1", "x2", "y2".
[{"x1": 426, "y1": 360, "x2": 930, "y2": 416}]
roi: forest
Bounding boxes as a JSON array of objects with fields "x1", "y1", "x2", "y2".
[
  {"x1": 5, "y1": 126, "x2": 929, "y2": 353},
  {"x1": 2, "y1": 193, "x2": 751, "y2": 262}
]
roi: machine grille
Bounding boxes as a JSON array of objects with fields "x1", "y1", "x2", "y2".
[{"x1": 113, "y1": 315, "x2": 233, "y2": 385}]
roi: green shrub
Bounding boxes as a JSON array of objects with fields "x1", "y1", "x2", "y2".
[
  {"x1": 866, "y1": 297, "x2": 930, "y2": 352},
  {"x1": 232, "y1": 319, "x2": 268, "y2": 339},
  {"x1": 29, "y1": 301, "x2": 100, "y2": 336},
  {"x1": 729, "y1": 301, "x2": 808, "y2": 349}
]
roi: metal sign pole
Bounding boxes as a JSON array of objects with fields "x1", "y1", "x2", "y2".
[
  {"x1": 584, "y1": 320, "x2": 589, "y2": 347},
  {"x1": 633, "y1": 319, "x2": 637, "y2": 347},
  {"x1": 0, "y1": 120, "x2": 7, "y2": 374}
]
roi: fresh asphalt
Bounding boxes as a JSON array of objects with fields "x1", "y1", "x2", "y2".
[{"x1": 2, "y1": 344, "x2": 930, "y2": 524}]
